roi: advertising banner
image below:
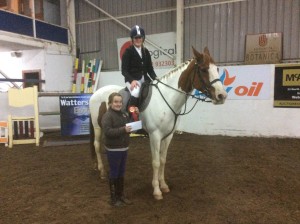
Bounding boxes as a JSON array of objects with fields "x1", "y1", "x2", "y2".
[
  {"x1": 59, "y1": 94, "x2": 91, "y2": 136},
  {"x1": 117, "y1": 32, "x2": 176, "y2": 70},
  {"x1": 194, "y1": 64, "x2": 273, "y2": 100},
  {"x1": 274, "y1": 64, "x2": 300, "y2": 108},
  {"x1": 245, "y1": 33, "x2": 282, "y2": 64}
]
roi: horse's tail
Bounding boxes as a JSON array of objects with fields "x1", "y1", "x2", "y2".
[
  {"x1": 89, "y1": 115, "x2": 96, "y2": 161},
  {"x1": 90, "y1": 102, "x2": 107, "y2": 161}
]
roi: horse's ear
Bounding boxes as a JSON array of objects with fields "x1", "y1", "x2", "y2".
[
  {"x1": 192, "y1": 46, "x2": 201, "y2": 58},
  {"x1": 204, "y1": 47, "x2": 210, "y2": 56},
  {"x1": 192, "y1": 46, "x2": 204, "y2": 64},
  {"x1": 203, "y1": 47, "x2": 215, "y2": 63}
]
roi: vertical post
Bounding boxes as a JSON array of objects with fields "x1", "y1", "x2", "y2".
[
  {"x1": 30, "y1": 0, "x2": 36, "y2": 38},
  {"x1": 66, "y1": 0, "x2": 77, "y2": 58},
  {"x1": 176, "y1": 0, "x2": 184, "y2": 66}
]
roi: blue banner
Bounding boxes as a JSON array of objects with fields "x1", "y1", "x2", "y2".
[{"x1": 59, "y1": 94, "x2": 91, "y2": 136}]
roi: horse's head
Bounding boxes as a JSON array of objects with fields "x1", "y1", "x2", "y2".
[{"x1": 178, "y1": 47, "x2": 227, "y2": 104}]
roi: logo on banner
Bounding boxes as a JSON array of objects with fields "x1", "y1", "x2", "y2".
[
  {"x1": 220, "y1": 69, "x2": 263, "y2": 97},
  {"x1": 259, "y1": 34, "x2": 268, "y2": 47},
  {"x1": 119, "y1": 41, "x2": 132, "y2": 60},
  {"x1": 117, "y1": 32, "x2": 176, "y2": 69},
  {"x1": 282, "y1": 69, "x2": 300, "y2": 86},
  {"x1": 194, "y1": 68, "x2": 265, "y2": 98}
]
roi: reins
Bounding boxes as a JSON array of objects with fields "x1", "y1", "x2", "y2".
[{"x1": 147, "y1": 60, "x2": 218, "y2": 140}]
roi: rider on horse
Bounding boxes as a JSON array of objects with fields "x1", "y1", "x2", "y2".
[{"x1": 121, "y1": 25, "x2": 157, "y2": 121}]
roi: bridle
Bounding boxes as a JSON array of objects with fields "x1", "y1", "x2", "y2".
[
  {"x1": 192, "y1": 59, "x2": 221, "y2": 99},
  {"x1": 148, "y1": 59, "x2": 222, "y2": 140}
]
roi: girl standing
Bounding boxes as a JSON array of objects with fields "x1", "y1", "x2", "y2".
[{"x1": 99, "y1": 92, "x2": 136, "y2": 206}]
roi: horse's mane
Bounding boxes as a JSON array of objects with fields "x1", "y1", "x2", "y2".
[
  {"x1": 157, "y1": 60, "x2": 191, "y2": 82},
  {"x1": 155, "y1": 48, "x2": 214, "y2": 93}
]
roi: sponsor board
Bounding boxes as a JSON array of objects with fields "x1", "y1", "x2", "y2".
[
  {"x1": 194, "y1": 65, "x2": 272, "y2": 100},
  {"x1": 274, "y1": 64, "x2": 300, "y2": 108},
  {"x1": 59, "y1": 94, "x2": 91, "y2": 135},
  {"x1": 245, "y1": 33, "x2": 282, "y2": 64},
  {"x1": 117, "y1": 32, "x2": 176, "y2": 70}
]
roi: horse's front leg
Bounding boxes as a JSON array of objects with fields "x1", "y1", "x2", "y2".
[
  {"x1": 94, "y1": 127, "x2": 106, "y2": 179},
  {"x1": 159, "y1": 134, "x2": 173, "y2": 193},
  {"x1": 149, "y1": 134, "x2": 163, "y2": 200}
]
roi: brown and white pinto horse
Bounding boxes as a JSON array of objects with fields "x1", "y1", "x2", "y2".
[{"x1": 89, "y1": 47, "x2": 227, "y2": 200}]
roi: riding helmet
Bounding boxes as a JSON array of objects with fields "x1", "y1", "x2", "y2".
[{"x1": 130, "y1": 25, "x2": 145, "y2": 39}]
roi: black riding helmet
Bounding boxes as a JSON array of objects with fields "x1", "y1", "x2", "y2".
[{"x1": 130, "y1": 25, "x2": 145, "y2": 39}]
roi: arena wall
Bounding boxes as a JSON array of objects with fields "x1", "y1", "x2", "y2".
[{"x1": 97, "y1": 65, "x2": 300, "y2": 138}]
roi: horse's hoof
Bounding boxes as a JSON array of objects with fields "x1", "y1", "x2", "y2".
[
  {"x1": 161, "y1": 187, "x2": 170, "y2": 193},
  {"x1": 154, "y1": 194, "x2": 163, "y2": 200},
  {"x1": 93, "y1": 164, "x2": 98, "y2": 171},
  {"x1": 100, "y1": 173, "x2": 106, "y2": 180}
]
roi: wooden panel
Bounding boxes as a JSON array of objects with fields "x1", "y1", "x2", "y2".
[{"x1": 0, "y1": 0, "x2": 7, "y2": 8}]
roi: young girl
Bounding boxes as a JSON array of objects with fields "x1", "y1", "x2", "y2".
[{"x1": 99, "y1": 92, "x2": 136, "y2": 207}]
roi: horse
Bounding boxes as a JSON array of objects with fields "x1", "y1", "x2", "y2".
[{"x1": 89, "y1": 47, "x2": 227, "y2": 200}]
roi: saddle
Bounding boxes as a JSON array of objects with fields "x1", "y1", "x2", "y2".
[{"x1": 119, "y1": 81, "x2": 152, "y2": 114}]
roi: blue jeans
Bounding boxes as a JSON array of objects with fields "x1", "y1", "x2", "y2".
[{"x1": 106, "y1": 150, "x2": 128, "y2": 179}]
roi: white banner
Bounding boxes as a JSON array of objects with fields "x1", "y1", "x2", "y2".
[
  {"x1": 117, "y1": 32, "x2": 176, "y2": 70},
  {"x1": 194, "y1": 64, "x2": 273, "y2": 100},
  {"x1": 219, "y1": 64, "x2": 273, "y2": 100}
]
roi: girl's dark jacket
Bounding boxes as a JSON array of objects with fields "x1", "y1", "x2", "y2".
[
  {"x1": 121, "y1": 45, "x2": 157, "y2": 83},
  {"x1": 99, "y1": 107, "x2": 130, "y2": 149}
]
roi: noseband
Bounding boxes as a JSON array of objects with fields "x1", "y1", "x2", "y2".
[{"x1": 193, "y1": 60, "x2": 221, "y2": 99}]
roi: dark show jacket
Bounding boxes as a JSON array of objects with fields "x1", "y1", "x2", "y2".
[
  {"x1": 121, "y1": 45, "x2": 157, "y2": 83},
  {"x1": 100, "y1": 107, "x2": 130, "y2": 149}
]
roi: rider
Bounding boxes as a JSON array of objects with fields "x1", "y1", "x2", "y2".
[{"x1": 121, "y1": 25, "x2": 157, "y2": 121}]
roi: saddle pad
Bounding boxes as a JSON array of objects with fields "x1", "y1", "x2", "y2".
[{"x1": 118, "y1": 82, "x2": 153, "y2": 113}]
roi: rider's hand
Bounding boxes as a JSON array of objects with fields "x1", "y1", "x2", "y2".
[{"x1": 130, "y1": 80, "x2": 140, "y2": 90}]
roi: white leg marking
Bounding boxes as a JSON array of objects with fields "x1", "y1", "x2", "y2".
[
  {"x1": 150, "y1": 134, "x2": 163, "y2": 200},
  {"x1": 159, "y1": 134, "x2": 173, "y2": 193}
]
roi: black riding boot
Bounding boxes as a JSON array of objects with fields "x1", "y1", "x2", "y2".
[
  {"x1": 109, "y1": 178, "x2": 123, "y2": 207},
  {"x1": 129, "y1": 96, "x2": 139, "y2": 108},
  {"x1": 117, "y1": 177, "x2": 132, "y2": 205}
]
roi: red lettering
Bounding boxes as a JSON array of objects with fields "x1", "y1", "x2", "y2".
[
  {"x1": 234, "y1": 82, "x2": 263, "y2": 96},
  {"x1": 253, "y1": 82, "x2": 263, "y2": 96},
  {"x1": 235, "y1": 86, "x2": 248, "y2": 96}
]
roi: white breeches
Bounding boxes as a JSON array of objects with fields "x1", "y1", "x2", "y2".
[{"x1": 125, "y1": 76, "x2": 145, "y2": 98}]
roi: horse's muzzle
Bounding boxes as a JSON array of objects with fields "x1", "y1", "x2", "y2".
[{"x1": 213, "y1": 93, "x2": 227, "y2": 104}]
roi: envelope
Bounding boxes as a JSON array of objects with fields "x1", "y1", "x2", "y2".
[{"x1": 126, "y1": 120, "x2": 142, "y2": 131}]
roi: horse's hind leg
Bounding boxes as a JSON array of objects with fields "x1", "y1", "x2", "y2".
[
  {"x1": 159, "y1": 134, "x2": 173, "y2": 193},
  {"x1": 94, "y1": 127, "x2": 106, "y2": 179}
]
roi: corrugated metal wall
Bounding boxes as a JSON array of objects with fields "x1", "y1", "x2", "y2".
[
  {"x1": 75, "y1": 0, "x2": 175, "y2": 70},
  {"x1": 76, "y1": 0, "x2": 300, "y2": 70},
  {"x1": 184, "y1": 0, "x2": 300, "y2": 64}
]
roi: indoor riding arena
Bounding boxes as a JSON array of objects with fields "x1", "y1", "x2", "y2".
[
  {"x1": 1, "y1": 0, "x2": 300, "y2": 224},
  {"x1": 1, "y1": 133, "x2": 300, "y2": 223}
]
